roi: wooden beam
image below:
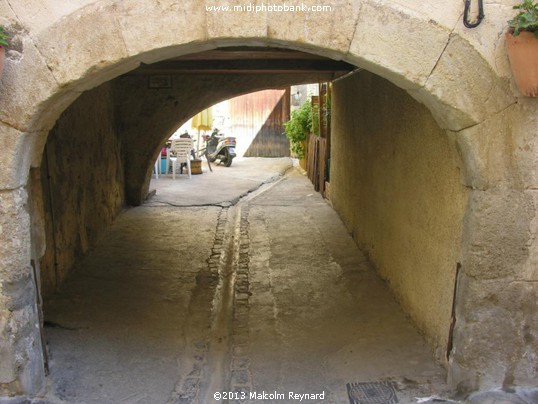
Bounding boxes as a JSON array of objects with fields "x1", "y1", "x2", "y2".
[
  {"x1": 171, "y1": 47, "x2": 328, "y2": 61},
  {"x1": 135, "y1": 58, "x2": 354, "y2": 74}
]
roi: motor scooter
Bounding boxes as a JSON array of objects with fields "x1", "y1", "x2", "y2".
[{"x1": 202, "y1": 129, "x2": 236, "y2": 167}]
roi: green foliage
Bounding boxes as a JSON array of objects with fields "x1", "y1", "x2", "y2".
[
  {"x1": 311, "y1": 102, "x2": 319, "y2": 136},
  {"x1": 0, "y1": 26, "x2": 8, "y2": 47},
  {"x1": 284, "y1": 100, "x2": 312, "y2": 159},
  {"x1": 508, "y1": 0, "x2": 538, "y2": 38}
]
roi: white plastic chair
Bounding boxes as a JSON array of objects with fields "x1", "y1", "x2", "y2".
[{"x1": 169, "y1": 138, "x2": 193, "y2": 179}]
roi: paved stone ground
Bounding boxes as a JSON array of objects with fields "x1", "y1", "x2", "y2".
[
  {"x1": 5, "y1": 158, "x2": 534, "y2": 404},
  {"x1": 147, "y1": 157, "x2": 293, "y2": 207},
  {"x1": 226, "y1": 170, "x2": 453, "y2": 404}
]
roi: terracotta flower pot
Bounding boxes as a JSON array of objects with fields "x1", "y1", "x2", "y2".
[{"x1": 506, "y1": 31, "x2": 538, "y2": 97}]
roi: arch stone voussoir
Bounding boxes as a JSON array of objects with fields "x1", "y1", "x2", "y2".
[
  {"x1": 31, "y1": 2, "x2": 133, "y2": 91},
  {"x1": 115, "y1": 0, "x2": 209, "y2": 62},
  {"x1": 348, "y1": 1, "x2": 451, "y2": 90},
  {"x1": 0, "y1": 124, "x2": 34, "y2": 190},
  {"x1": 409, "y1": 35, "x2": 515, "y2": 132},
  {"x1": 452, "y1": 102, "x2": 537, "y2": 191},
  {"x1": 0, "y1": 36, "x2": 72, "y2": 133},
  {"x1": 205, "y1": 0, "x2": 268, "y2": 43},
  {"x1": 267, "y1": 0, "x2": 361, "y2": 60}
]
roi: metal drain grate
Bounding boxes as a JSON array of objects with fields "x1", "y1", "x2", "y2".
[{"x1": 346, "y1": 381, "x2": 399, "y2": 404}]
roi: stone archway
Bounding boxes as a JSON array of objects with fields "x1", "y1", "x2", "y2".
[{"x1": 0, "y1": 0, "x2": 536, "y2": 397}]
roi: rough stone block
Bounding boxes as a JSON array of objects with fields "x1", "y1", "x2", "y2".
[
  {"x1": 349, "y1": 1, "x2": 450, "y2": 90},
  {"x1": 0, "y1": 188, "x2": 44, "y2": 395},
  {"x1": 0, "y1": 1, "x2": 17, "y2": 22},
  {"x1": 523, "y1": 191, "x2": 538, "y2": 281},
  {"x1": 510, "y1": 100, "x2": 538, "y2": 190},
  {"x1": 0, "y1": 34, "x2": 78, "y2": 133},
  {"x1": 0, "y1": 304, "x2": 44, "y2": 395},
  {"x1": 450, "y1": 274, "x2": 538, "y2": 390},
  {"x1": 388, "y1": 0, "x2": 461, "y2": 30},
  {"x1": 231, "y1": 357, "x2": 249, "y2": 370},
  {"x1": 0, "y1": 125, "x2": 32, "y2": 189},
  {"x1": 4, "y1": 0, "x2": 96, "y2": 34},
  {"x1": 453, "y1": 2, "x2": 514, "y2": 74},
  {"x1": 0, "y1": 188, "x2": 31, "y2": 278},
  {"x1": 409, "y1": 35, "x2": 514, "y2": 131},
  {"x1": 206, "y1": 0, "x2": 267, "y2": 43},
  {"x1": 0, "y1": 126, "x2": 45, "y2": 188},
  {"x1": 116, "y1": 0, "x2": 207, "y2": 62},
  {"x1": 267, "y1": 0, "x2": 360, "y2": 60},
  {"x1": 461, "y1": 189, "x2": 533, "y2": 280},
  {"x1": 454, "y1": 104, "x2": 519, "y2": 190},
  {"x1": 32, "y1": 2, "x2": 131, "y2": 90}
]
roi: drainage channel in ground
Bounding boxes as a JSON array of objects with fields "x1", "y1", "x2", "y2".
[{"x1": 172, "y1": 174, "x2": 287, "y2": 403}]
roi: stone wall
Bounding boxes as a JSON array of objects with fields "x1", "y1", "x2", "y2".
[
  {"x1": 0, "y1": 0, "x2": 535, "y2": 396},
  {"x1": 447, "y1": 99, "x2": 538, "y2": 391},
  {"x1": 330, "y1": 71, "x2": 468, "y2": 364},
  {"x1": 0, "y1": 187, "x2": 44, "y2": 396},
  {"x1": 37, "y1": 83, "x2": 124, "y2": 298}
]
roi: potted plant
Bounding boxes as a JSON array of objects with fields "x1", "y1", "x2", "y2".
[
  {"x1": 506, "y1": 0, "x2": 538, "y2": 96},
  {"x1": 0, "y1": 26, "x2": 8, "y2": 77}
]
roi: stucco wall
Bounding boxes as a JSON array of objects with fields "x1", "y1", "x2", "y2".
[
  {"x1": 330, "y1": 71, "x2": 468, "y2": 363},
  {"x1": 38, "y1": 83, "x2": 124, "y2": 297}
]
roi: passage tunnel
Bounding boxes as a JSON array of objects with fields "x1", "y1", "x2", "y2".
[
  {"x1": 33, "y1": 46, "x2": 469, "y2": 402},
  {"x1": 1, "y1": 2, "x2": 536, "y2": 395},
  {"x1": 36, "y1": 47, "x2": 354, "y2": 294}
]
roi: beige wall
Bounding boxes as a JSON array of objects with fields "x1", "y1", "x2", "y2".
[{"x1": 330, "y1": 71, "x2": 468, "y2": 363}]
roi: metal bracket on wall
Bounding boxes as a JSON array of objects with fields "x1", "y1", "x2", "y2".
[{"x1": 463, "y1": 0, "x2": 485, "y2": 28}]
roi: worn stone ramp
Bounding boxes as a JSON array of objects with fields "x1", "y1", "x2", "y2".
[{"x1": 36, "y1": 164, "x2": 459, "y2": 404}]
